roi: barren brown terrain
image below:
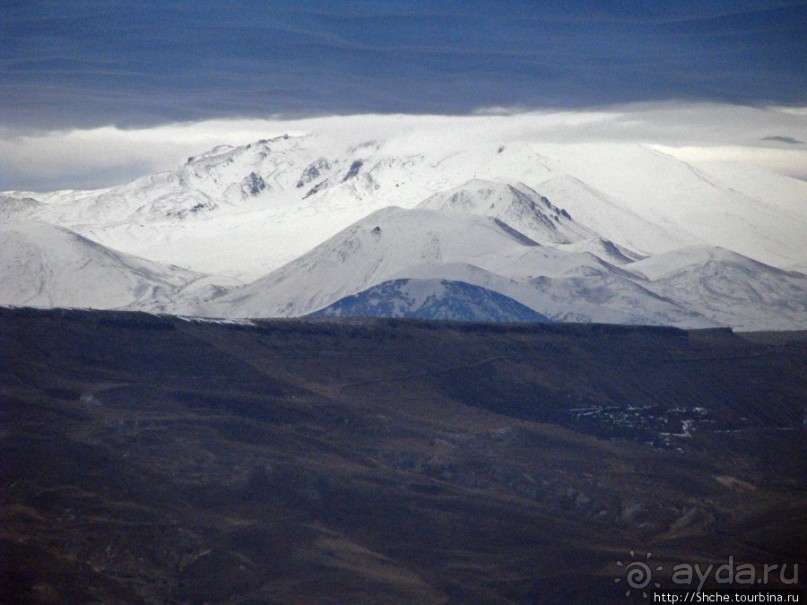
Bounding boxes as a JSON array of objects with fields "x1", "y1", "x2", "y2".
[{"x1": 1, "y1": 308, "x2": 805, "y2": 603}]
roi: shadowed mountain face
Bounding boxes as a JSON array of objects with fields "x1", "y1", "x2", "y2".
[
  {"x1": 309, "y1": 278, "x2": 551, "y2": 323},
  {"x1": 1, "y1": 308, "x2": 805, "y2": 604}
]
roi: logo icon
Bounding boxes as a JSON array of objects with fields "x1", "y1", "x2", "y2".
[{"x1": 615, "y1": 551, "x2": 662, "y2": 598}]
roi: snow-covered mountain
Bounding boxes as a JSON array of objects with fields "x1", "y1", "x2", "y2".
[
  {"x1": 2, "y1": 123, "x2": 806, "y2": 330},
  {"x1": 4, "y1": 127, "x2": 807, "y2": 280},
  {"x1": 417, "y1": 179, "x2": 643, "y2": 264},
  {"x1": 309, "y1": 278, "x2": 550, "y2": 323},
  {"x1": 201, "y1": 206, "x2": 541, "y2": 318},
  {"x1": 195, "y1": 197, "x2": 723, "y2": 328},
  {"x1": 0, "y1": 195, "x2": 44, "y2": 221},
  {"x1": 0, "y1": 222, "x2": 204, "y2": 312},
  {"x1": 626, "y1": 247, "x2": 807, "y2": 331},
  {"x1": 393, "y1": 262, "x2": 716, "y2": 328},
  {"x1": 417, "y1": 180, "x2": 589, "y2": 245}
]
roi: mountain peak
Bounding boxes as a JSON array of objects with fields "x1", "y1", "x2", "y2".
[
  {"x1": 0, "y1": 221, "x2": 201, "y2": 311},
  {"x1": 417, "y1": 179, "x2": 589, "y2": 245},
  {"x1": 309, "y1": 278, "x2": 550, "y2": 323}
]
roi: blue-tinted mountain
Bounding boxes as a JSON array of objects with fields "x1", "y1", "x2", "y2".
[{"x1": 309, "y1": 278, "x2": 550, "y2": 323}]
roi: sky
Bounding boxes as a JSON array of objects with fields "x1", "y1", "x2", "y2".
[{"x1": 1, "y1": 0, "x2": 806, "y2": 190}]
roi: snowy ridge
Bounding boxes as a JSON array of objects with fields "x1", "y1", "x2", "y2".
[
  {"x1": 3, "y1": 124, "x2": 806, "y2": 279},
  {"x1": 626, "y1": 247, "x2": 807, "y2": 330},
  {"x1": 0, "y1": 195, "x2": 44, "y2": 221},
  {"x1": 203, "y1": 206, "x2": 537, "y2": 318},
  {"x1": 388, "y1": 263, "x2": 716, "y2": 328},
  {"x1": 196, "y1": 197, "x2": 724, "y2": 328},
  {"x1": 417, "y1": 180, "x2": 591, "y2": 246},
  {"x1": 2, "y1": 122, "x2": 806, "y2": 330},
  {"x1": 0, "y1": 222, "x2": 204, "y2": 312}
]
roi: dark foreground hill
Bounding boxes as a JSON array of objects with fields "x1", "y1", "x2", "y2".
[{"x1": 1, "y1": 308, "x2": 805, "y2": 604}]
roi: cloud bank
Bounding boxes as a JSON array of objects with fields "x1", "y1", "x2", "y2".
[{"x1": 1, "y1": 103, "x2": 805, "y2": 192}]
